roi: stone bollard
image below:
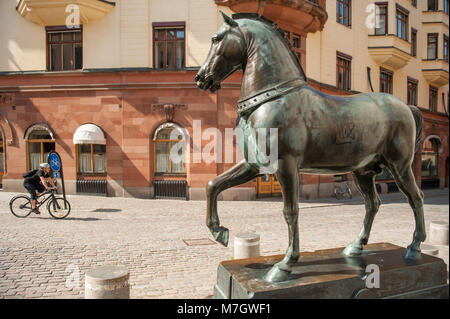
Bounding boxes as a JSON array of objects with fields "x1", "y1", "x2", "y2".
[
  {"x1": 234, "y1": 233, "x2": 260, "y2": 260},
  {"x1": 85, "y1": 265, "x2": 130, "y2": 299},
  {"x1": 429, "y1": 221, "x2": 449, "y2": 246},
  {"x1": 420, "y1": 244, "x2": 439, "y2": 256}
]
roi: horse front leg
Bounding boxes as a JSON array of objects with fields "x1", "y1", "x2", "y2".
[
  {"x1": 263, "y1": 157, "x2": 299, "y2": 282},
  {"x1": 206, "y1": 160, "x2": 259, "y2": 246}
]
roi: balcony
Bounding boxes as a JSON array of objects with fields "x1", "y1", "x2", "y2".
[
  {"x1": 422, "y1": 59, "x2": 449, "y2": 87},
  {"x1": 368, "y1": 35, "x2": 412, "y2": 70},
  {"x1": 422, "y1": 10, "x2": 449, "y2": 35},
  {"x1": 215, "y1": 0, "x2": 328, "y2": 34},
  {"x1": 422, "y1": 10, "x2": 449, "y2": 26},
  {"x1": 16, "y1": 0, "x2": 115, "y2": 26}
]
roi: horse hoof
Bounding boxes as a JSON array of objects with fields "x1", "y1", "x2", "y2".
[
  {"x1": 214, "y1": 227, "x2": 229, "y2": 247},
  {"x1": 263, "y1": 264, "x2": 291, "y2": 283},
  {"x1": 404, "y1": 247, "x2": 421, "y2": 261},
  {"x1": 343, "y1": 243, "x2": 363, "y2": 256}
]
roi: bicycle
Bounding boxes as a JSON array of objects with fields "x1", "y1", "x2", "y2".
[
  {"x1": 9, "y1": 188, "x2": 71, "y2": 219},
  {"x1": 334, "y1": 182, "x2": 352, "y2": 200}
]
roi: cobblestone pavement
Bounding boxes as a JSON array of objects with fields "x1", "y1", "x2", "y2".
[{"x1": 0, "y1": 188, "x2": 448, "y2": 299}]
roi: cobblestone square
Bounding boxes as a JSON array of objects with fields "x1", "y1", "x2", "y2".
[{"x1": 0, "y1": 189, "x2": 448, "y2": 299}]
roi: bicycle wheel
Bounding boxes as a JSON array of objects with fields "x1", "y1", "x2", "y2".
[
  {"x1": 47, "y1": 197, "x2": 71, "y2": 219},
  {"x1": 10, "y1": 195, "x2": 32, "y2": 218}
]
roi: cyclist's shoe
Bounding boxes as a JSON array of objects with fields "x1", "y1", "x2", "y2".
[{"x1": 31, "y1": 208, "x2": 40, "y2": 215}]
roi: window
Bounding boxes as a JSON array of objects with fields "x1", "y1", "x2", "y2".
[
  {"x1": 444, "y1": 35, "x2": 449, "y2": 63},
  {"x1": 154, "y1": 126, "x2": 185, "y2": 174},
  {"x1": 284, "y1": 31, "x2": 305, "y2": 69},
  {"x1": 407, "y1": 78, "x2": 418, "y2": 106},
  {"x1": 422, "y1": 139, "x2": 439, "y2": 177},
  {"x1": 428, "y1": 0, "x2": 439, "y2": 11},
  {"x1": 25, "y1": 127, "x2": 55, "y2": 170},
  {"x1": 445, "y1": 0, "x2": 449, "y2": 14},
  {"x1": 46, "y1": 27, "x2": 82, "y2": 71},
  {"x1": 427, "y1": 33, "x2": 438, "y2": 60},
  {"x1": 411, "y1": 28, "x2": 417, "y2": 57},
  {"x1": 396, "y1": 5, "x2": 409, "y2": 41},
  {"x1": 77, "y1": 144, "x2": 106, "y2": 173},
  {"x1": 153, "y1": 22, "x2": 185, "y2": 69},
  {"x1": 375, "y1": 3, "x2": 388, "y2": 35},
  {"x1": 292, "y1": 33, "x2": 302, "y2": 61},
  {"x1": 412, "y1": 0, "x2": 417, "y2": 8},
  {"x1": 380, "y1": 68, "x2": 393, "y2": 94},
  {"x1": 336, "y1": 0, "x2": 351, "y2": 27},
  {"x1": 336, "y1": 52, "x2": 352, "y2": 91},
  {"x1": 429, "y1": 86, "x2": 438, "y2": 111}
]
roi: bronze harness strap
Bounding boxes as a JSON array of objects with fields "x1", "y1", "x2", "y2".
[{"x1": 237, "y1": 78, "x2": 306, "y2": 117}]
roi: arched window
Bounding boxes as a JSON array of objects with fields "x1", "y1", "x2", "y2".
[
  {"x1": 153, "y1": 123, "x2": 185, "y2": 174},
  {"x1": 422, "y1": 138, "x2": 440, "y2": 177},
  {"x1": 73, "y1": 124, "x2": 106, "y2": 173},
  {"x1": 24, "y1": 124, "x2": 55, "y2": 170}
]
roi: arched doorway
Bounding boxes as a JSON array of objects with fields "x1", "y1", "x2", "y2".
[
  {"x1": 152, "y1": 122, "x2": 187, "y2": 199},
  {"x1": 421, "y1": 136, "x2": 442, "y2": 189},
  {"x1": 24, "y1": 123, "x2": 55, "y2": 170},
  {"x1": 0, "y1": 130, "x2": 4, "y2": 188},
  {"x1": 256, "y1": 174, "x2": 281, "y2": 198}
]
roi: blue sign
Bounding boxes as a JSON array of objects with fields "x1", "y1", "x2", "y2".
[
  {"x1": 53, "y1": 171, "x2": 60, "y2": 178},
  {"x1": 49, "y1": 153, "x2": 61, "y2": 172}
]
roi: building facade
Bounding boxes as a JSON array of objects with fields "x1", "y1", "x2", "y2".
[{"x1": 0, "y1": 0, "x2": 448, "y2": 200}]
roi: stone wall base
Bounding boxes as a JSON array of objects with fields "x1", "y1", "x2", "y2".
[{"x1": 189, "y1": 187, "x2": 256, "y2": 201}]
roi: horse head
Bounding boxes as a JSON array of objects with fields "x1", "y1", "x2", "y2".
[{"x1": 195, "y1": 12, "x2": 246, "y2": 93}]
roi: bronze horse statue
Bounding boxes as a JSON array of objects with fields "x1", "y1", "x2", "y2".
[{"x1": 195, "y1": 12, "x2": 425, "y2": 282}]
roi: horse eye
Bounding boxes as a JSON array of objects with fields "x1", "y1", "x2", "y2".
[{"x1": 212, "y1": 36, "x2": 218, "y2": 43}]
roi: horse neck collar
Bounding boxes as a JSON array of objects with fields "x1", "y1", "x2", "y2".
[{"x1": 237, "y1": 78, "x2": 306, "y2": 117}]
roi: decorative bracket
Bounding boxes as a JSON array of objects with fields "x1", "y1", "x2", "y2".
[{"x1": 151, "y1": 103, "x2": 187, "y2": 122}]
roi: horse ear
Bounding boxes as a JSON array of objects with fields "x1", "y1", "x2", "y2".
[{"x1": 220, "y1": 11, "x2": 238, "y2": 27}]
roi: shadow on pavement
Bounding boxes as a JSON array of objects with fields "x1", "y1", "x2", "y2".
[
  {"x1": 91, "y1": 208, "x2": 122, "y2": 213},
  {"x1": 33, "y1": 216, "x2": 104, "y2": 221},
  {"x1": 63, "y1": 217, "x2": 104, "y2": 221},
  {"x1": 257, "y1": 189, "x2": 449, "y2": 206}
]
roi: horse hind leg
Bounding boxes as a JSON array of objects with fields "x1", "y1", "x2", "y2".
[
  {"x1": 343, "y1": 171, "x2": 381, "y2": 256},
  {"x1": 386, "y1": 163, "x2": 425, "y2": 260}
]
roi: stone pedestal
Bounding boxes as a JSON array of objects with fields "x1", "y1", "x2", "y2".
[
  {"x1": 85, "y1": 265, "x2": 129, "y2": 299},
  {"x1": 234, "y1": 233, "x2": 260, "y2": 259},
  {"x1": 213, "y1": 243, "x2": 448, "y2": 299}
]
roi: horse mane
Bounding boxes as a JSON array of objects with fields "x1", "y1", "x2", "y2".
[{"x1": 231, "y1": 13, "x2": 307, "y2": 80}]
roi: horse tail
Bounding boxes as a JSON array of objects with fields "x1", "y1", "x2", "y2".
[{"x1": 408, "y1": 105, "x2": 423, "y2": 153}]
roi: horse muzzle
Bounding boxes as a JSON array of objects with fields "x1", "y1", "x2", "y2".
[{"x1": 195, "y1": 73, "x2": 220, "y2": 92}]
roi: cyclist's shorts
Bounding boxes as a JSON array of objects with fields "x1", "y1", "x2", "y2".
[{"x1": 23, "y1": 182, "x2": 46, "y2": 200}]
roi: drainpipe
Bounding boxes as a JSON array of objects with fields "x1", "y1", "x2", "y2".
[
  {"x1": 442, "y1": 92, "x2": 449, "y2": 117},
  {"x1": 367, "y1": 67, "x2": 374, "y2": 92}
]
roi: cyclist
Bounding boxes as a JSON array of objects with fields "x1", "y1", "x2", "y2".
[{"x1": 23, "y1": 163, "x2": 56, "y2": 214}]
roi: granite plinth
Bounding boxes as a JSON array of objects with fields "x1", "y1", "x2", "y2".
[{"x1": 214, "y1": 243, "x2": 449, "y2": 299}]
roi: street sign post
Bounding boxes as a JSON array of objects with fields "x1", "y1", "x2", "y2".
[{"x1": 47, "y1": 151, "x2": 67, "y2": 209}]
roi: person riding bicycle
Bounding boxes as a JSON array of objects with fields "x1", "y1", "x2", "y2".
[{"x1": 23, "y1": 163, "x2": 56, "y2": 214}]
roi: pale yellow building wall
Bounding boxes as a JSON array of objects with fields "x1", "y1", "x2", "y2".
[
  {"x1": 83, "y1": 0, "x2": 121, "y2": 69},
  {"x1": 149, "y1": 0, "x2": 222, "y2": 68},
  {"x1": 120, "y1": 0, "x2": 149, "y2": 68},
  {"x1": 306, "y1": 0, "x2": 449, "y2": 113},
  {"x1": 0, "y1": 0, "x2": 46, "y2": 72}
]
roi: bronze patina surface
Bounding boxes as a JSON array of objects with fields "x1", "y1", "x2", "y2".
[
  {"x1": 214, "y1": 243, "x2": 449, "y2": 299},
  {"x1": 196, "y1": 12, "x2": 427, "y2": 282}
]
